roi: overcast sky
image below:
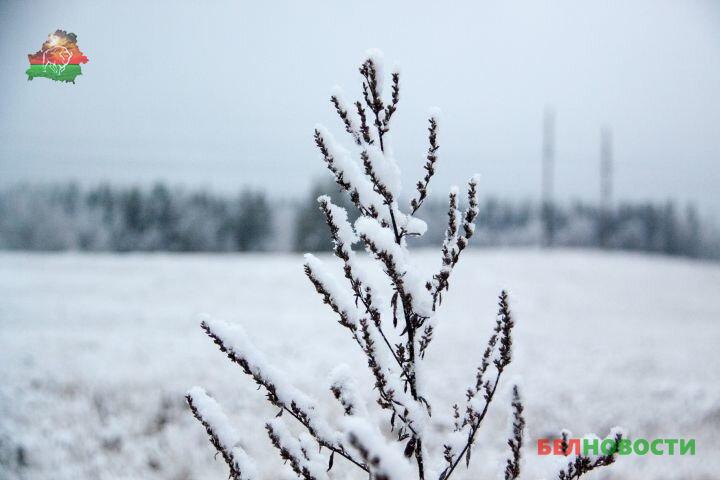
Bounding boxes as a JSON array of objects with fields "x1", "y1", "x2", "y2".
[{"x1": 1, "y1": 0, "x2": 719, "y2": 211}]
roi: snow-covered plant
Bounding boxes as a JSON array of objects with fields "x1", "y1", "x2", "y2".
[{"x1": 186, "y1": 50, "x2": 623, "y2": 480}]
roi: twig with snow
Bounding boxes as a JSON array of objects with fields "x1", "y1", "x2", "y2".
[{"x1": 186, "y1": 50, "x2": 623, "y2": 480}]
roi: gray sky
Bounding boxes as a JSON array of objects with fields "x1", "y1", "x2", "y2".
[{"x1": 1, "y1": 0, "x2": 719, "y2": 210}]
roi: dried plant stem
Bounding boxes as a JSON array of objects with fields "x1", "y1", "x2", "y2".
[
  {"x1": 442, "y1": 372, "x2": 502, "y2": 480},
  {"x1": 188, "y1": 51, "x2": 622, "y2": 480}
]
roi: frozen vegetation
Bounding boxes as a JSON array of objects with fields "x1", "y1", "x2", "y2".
[
  {"x1": 1, "y1": 249, "x2": 718, "y2": 479},
  {"x1": 3, "y1": 49, "x2": 719, "y2": 480}
]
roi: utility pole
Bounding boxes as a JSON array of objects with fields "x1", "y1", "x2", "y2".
[
  {"x1": 541, "y1": 108, "x2": 555, "y2": 247},
  {"x1": 599, "y1": 127, "x2": 613, "y2": 248}
]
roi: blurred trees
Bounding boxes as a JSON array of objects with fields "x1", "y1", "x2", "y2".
[
  {"x1": 0, "y1": 182, "x2": 717, "y2": 260},
  {"x1": 0, "y1": 183, "x2": 271, "y2": 252}
]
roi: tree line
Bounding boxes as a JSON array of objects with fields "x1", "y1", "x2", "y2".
[
  {"x1": 0, "y1": 183, "x2": 271, "y2": 252},
  {"x1": 0, "y1": 182, "x2": 717, "y2": 259}
]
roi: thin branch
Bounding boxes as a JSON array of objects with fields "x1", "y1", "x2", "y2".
[
  {"x1": 440, "y1": 291, "x2": 514, "y2": 480},
  {"x1": 331, "y1": 94, "x2": 362, "y2": 145},
  {"x1": 383, "y1": 71, "x2": 400, "y2": 130},
  {"x1": 317, "y1": 198, "x2": 410, "y2": 380},
  {"x1": 441, "y1": 371, "x2": 503, "y2": 480},
  {"x1": 503, "y1": 385, "x2": 525, "y2": 480},
  {"x1": 201, "y1": 320, "x2": 368, "y2": 473},
  {"x1": 355, "y1": 101, "x2": 374, "y2": 145},
  {"x1": 186, "y1": 393, "x2": 251, "y2": 480},
  {"x1": 432, "y1": 177, "x2": 480, "y2": 310},
  {"x1": 410, "y1": 116, "x2": 439, "y2": 214},
  {"x1": 313, "y1": 129, "x2": 374, "y2": 219},
  {"x1": 557, "y1": 432, "x2": 623, "y2": 480}
]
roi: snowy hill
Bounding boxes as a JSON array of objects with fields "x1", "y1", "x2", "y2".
[{"x1": 1, "y1": 249, "x2": 718, "y2": 479}]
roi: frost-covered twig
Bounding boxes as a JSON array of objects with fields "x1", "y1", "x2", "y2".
[
  {"x1": 410, "y1": 114, "x2": 440, "y2": 215},
  {"x1": 304, "y1": 253, "x2": 362, "y2": 335},
  {"x1": 331, "y1": 88, "x2": 363, "y2": 146},
  {"x1": 314, "y1": 197, "x2": 410, "y2": 379},
  {"x1": 359, "y1": 52, "x2": 387, "y2": 150},
  {"x1": 383, "y1": 71, "x2": 400, "y2": 131},
  {"x1": 186, "y1": 388, "x2": 258, "y2": 480},
  {"x1": 200, "y1": 318, "x2": 368, "y2": 472},
  {"x1": 355, "y1": 100, "x2": 374, "y2": 145},
  {"x1": 329, "y1": 364, "x2": 368, "y2": 417},
  {"x1": 312, "y1": 195, "x2": 426, "y2": 450},
  {"x1": 439, "y1": 291, "x2": 514, "y2": 480},
  {"x1": 357, "y1": 317, "x2": 421, "y2": 440},
  {"x1": 266, "y1": 418, "x2": 330, "y2": 480},
  {"x1": 431, "y1": 176, "x2": 481, "y2": 310},
  {"x1": 345, "y1": 418, "x2": 414, "y2": 480},
  {"x1": 556, "y1": 429, "x2": 624, "y2": 480},
  {"x1": 503, "y1": 385, "x2": 525, "y2": 480},
  {"x1": 314, "y1": 127, "x2": 380, "y2": 220},
  {"x1": 188, "y1": 49, "x2": 623, "y2": 480}
]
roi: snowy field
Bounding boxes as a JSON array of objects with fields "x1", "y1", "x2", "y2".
[{"x1": 1, "y1": 249, "x2": 719, "y2": 479}]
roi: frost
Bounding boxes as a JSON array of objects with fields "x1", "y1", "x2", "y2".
[
  {"x1": 304, "y1": 253, "x2": 362, "y2": 327},
  {"x1": 364, "y1": 48, "x2": 385, "y2": 94},
  {"x1": 366, "y1": 145, "x2": 402, "y2": 198},
  {"x1": 343, "y1": 417, "x2": 414, "y2": 480},
  {"x1": 186, "y1": 387, "x2": 259, "y2": 480},
  {"x1": 314, "y1": 125, "x2": 387, "y2": 218},
  {"x1": 202, "y1": 317, "x2": 343, "y2": 447},
  {"x1": 266, "y1": 418, "x2": 329, "y2": 480}
]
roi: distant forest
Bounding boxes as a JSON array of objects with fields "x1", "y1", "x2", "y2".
[{"x1": 0, "y1": 182, "x2": 718, "y2": 259}]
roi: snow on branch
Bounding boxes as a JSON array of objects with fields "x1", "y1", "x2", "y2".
[
  {"x1": 199, "y1": 318, "x2": 367, "y2": 472},
  {"x1": 354, "y1": 100, "x2": 374, "y2": 145},
  {"x1": 344, "y1": 417, "x2": 414, "y2": 480},
  {"x1": 188, "y1": 50, "x2": 624, "y2": 480},
  {"x1": 316, "y1": 197, "x2": 426, "y2": 438},
  {"x1": 314, "y1": 126, "x2": 385, "y2": 221},
  {"x1": 315, "y1": 197, "x2": 412, "y2": 376},
  {"x1": 304, "y1": 253, "x2": 363, "y2": 333},
  {"x1": 438, "y1": 290, "x2": 515, "y2": 480},
  {"x1": 352, "y1": 215, "x2": 432, "y2": 323},
  {"x1": 354, "y1": 215, "x2": 430, "y2": 333},
  {"x1": 431, "y1": 175, "x2": 481, "y2": 310},
  {"x1": 201, "y1": 318, "x2": 332, "y2": 438},
  {"x1": 331, "y1": 86, "x2": 363, "y2": 146},
  {"x1": 329, "y1": 364, "x2": 368, "y2": 417},
  {"x1": 316, "y1": 196, "x2": 384, "y2": 328},
  {"x1": 383, "y1": 68, "x2": 400, "y2": 131},
  {"x1": 357, "y1": 317, "x2": 413, "y2": 428},
  {"x1": 557, "y1": 429, "x2": 625, "y2": 480},
  {"x1": 185, "y1": 387, "x2": 258, "y2": 480},
  {"x1": 410, "y1": 111, "x2": 440, "y2": 215},
  {"x1": 362, "y1": 146, "x2": 401, "y2": 204},
  {"x1": 503, "y1": 385, "x2": 525, "y2": 480},
  {"x1": 266, "y1": 417, "x2": 330, "y2": 480},
  {"x1": 359, "y1": 50, "x2": 386, "y2": 149}
]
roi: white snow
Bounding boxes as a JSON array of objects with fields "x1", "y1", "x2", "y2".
[
  {"x1": 355, "y1": 216, "x2": 404, "y2": 262},
  {"x1": 304, "y1": 253, "x2": 362, "y2": 328},
  {"x1": 314, "y1": 125, "x2": 387, "y2": 219},
  {"x1": 318, "y1": 197, "x2": 358, "y2": 246},
  {"x1": 201, "y1": 316, "x2": 343, "y2": 450},
  {"x1": 363, "y1": 48, "x2": 386, "y2": 94},
  {"x1": 1, "y1": 249, "x2": 718, "y2": 479},
  {"x1": 343, "y1": 416, "x2": 414, "y2": 480},
  {"x1": 186, "y1": 386, "x2": 258, "y2": 479},
  {"x1": 328, "y1": 363, "x2": 368, "y2": 417},
  {"x1": 365, "y1": 145, "x2": 402, "y2": 199},
  {"x1": 266, "y1": 417, "x2": 329, "y2": 480}
]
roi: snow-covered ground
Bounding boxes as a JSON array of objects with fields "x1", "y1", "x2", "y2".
[{"x1": 1, "y1": 249, "x2": 718, "y2": 479}]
